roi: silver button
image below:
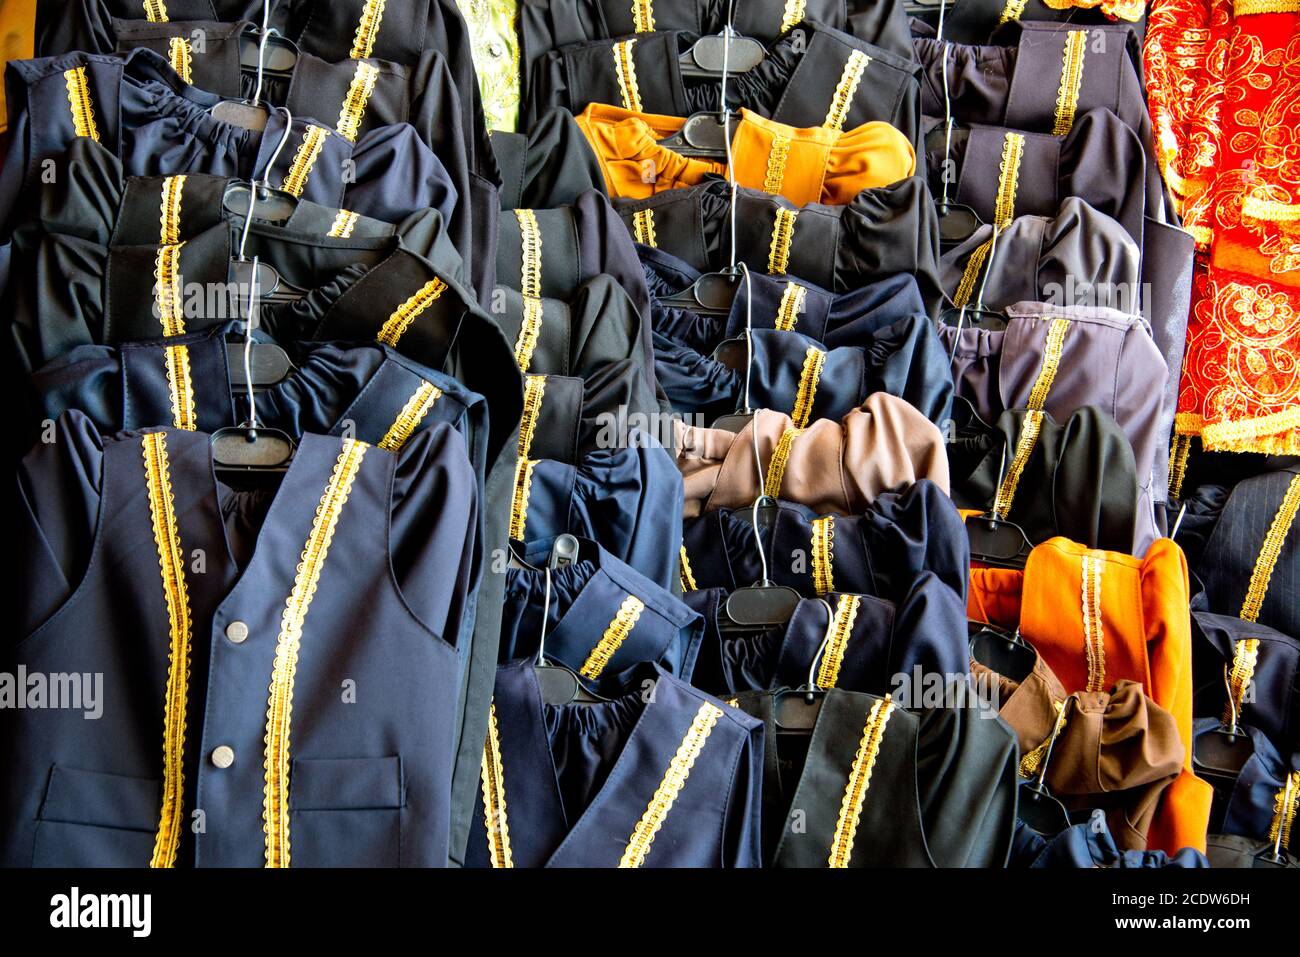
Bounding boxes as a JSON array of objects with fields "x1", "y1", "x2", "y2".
[
  {"x1": 211, "y1": 746, "x2": 235, "y2": 769},
  {"x1": 487, "y1": 40, "x2": 505, "y2": 58},
  {"x1": 225, "y1": 620, "x2": 249, "y2": 644}
]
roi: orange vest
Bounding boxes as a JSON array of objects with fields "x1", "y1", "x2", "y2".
[
  {"x1": 1, "y1": 0, "x2": 37, "y2": 135},
  {"x1": 575, "y1": 103, "x2": 915, "y2": 205},
  {"x1": 969, "y1": 536, "x2": 1213, "y2": 854}
]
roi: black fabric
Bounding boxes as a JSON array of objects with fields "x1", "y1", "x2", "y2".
[{"x1": 491, "y1": 107, "x2": 606, "y2": 210}]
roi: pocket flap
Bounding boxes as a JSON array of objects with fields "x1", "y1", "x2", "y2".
[
  {"x1": 289, "y1": 756, "x2": 404, "y2": 811},
  {"x1": 39, "y1": 766, "x2": 160, "y2": 832}
]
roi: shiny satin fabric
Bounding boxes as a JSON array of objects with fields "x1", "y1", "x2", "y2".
[
  {"x1": 968, "y1": 536, "x2": 1215, "y2": 854},
  {"x1": 1191, "y1": 608, "x2": 1299, "y2": 759},
  {"x1": 675, "y1": 394, "x2": 951, "y2": 519},
  {"x1": 973, "y1": 655, "x2": 1184, "y2": 850},
  {"x1": 952, "y1": 404, "x2": 1154, "y2": 555},
  {"x1": 686, "y1": 575, "x2": 969, "y2": 699},
  {"x1": 616, "y1": 176, "x2": 944, "y2": 312},
  {"x1": 642, "y1": 244, "x2": 929, "y2": 349},
  {"x1": 1, "y1": 49, "x2": 462, "y2": 237},
  {"x1": 942, "y1": 302, "x2": 1169, "y2": 518},
  {"x1": 500, "y1": 537, "x2": 702, "y2": 691},
  {"x1": 657, "y1": 323, "x2": 953, "y2": 426},
  {"x1": 30, "y1": 321, "x2": 490, "y2": 475},
  {"x1": 939, "y1": 197, "x2": 1141, "y2": 312},
  {"x1": 465, "y1": 661, "x2": 763, "y2": 867},
  {"x1": 7, "y1": 410, "x2": 478, "y2": 866},
  {"x1": 680, "y1": 479, "x2": 970, "y2": 604},
  {"x1": 576, "y1": 104, "x2": 915, "y2": 204},
  {"x1": 525, "y1": 21, "x2": 922, "y2": 146},
  {"x1": 490, "y1": 106, "x2": 606, "y2": 210},
  {"x1": 2, "y1": 138, "x2": 523, "y2": 464},
  {"x1": 511, "y1": 440, "x2": 686, "y2": 592},
  {"x1": 734, "y1": 688, "x2": 1019, "y2": 866}
]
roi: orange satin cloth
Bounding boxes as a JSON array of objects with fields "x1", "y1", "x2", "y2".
[
  {"x1": 575, "y1": 103, "x2": 915, "y2": 205},
  {"x1": 968, "y1": 537, "x2": 1213, "y2": 855},
  {"x1": 1, "y1": 0, "x2": 37, "y2": 135}
]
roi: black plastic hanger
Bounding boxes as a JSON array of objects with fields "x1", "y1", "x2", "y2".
[
  {"x1": 678, "y1": 32, "x2": 764, "y2": 79},
  {"x1": 654, "y1": 111, "x2": 740, "y2": 160},
  {"x1": 529, "y1": 535, "x2": 607, "y2": 706},
  {"x1": 969, "y1": 621, "x2": 1036, "y2": 683},
  {"x1": 209, "y1": 3, "x2": 292, "y2": 130},
  {"x1": 1193, "y1": 666, "x2": 1257, "y2": 777},
  {"x1": 720, "y1": 492, "x2": 799, "y2": 631},
  {"x1": 964, "y1": 439, "x2": 1034, "y2": 568},
  {"x1": 1018, "y1": 699, "x2": 1074, "y2": 836},
  {"x1": 658, "y1": 265, "x2": 741, "y2": 316},
  {"x1": 772, "y1": 598, "x2": 840, "y2": 732}
]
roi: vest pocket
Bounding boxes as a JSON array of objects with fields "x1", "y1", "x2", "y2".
[
  {"x1": 34, "y1": 765, "x2": 161, "y2": 867},
  {"x1": 288, "y1": 755, "x2": 405, "y2": 867}
]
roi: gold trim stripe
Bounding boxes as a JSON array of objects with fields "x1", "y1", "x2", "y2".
[
  {"x1": 159, "y1": 174, "x2": 185, "y2": 248},
  {"x1": 1222, "y1": 638, "x2": 1260, "y2": 726},
  {"x1": 1082, "y1": 554, "x2": 1106, "y2": 692},
  {"x1": 263, "y1": 439, "x2": 370, "y2": 868},
  {"x1": 1236, "y1": 0, "x2": 1300, "y2": 11},
  {"x1": 768, "y1": 208, "x2": 798, "y2": 274},
  {"x1": 823, "y1": 51, "x2": 870, "y2": 132},
  {"x1": 143, "y1": 0, "x2": 168, "y2": 21},
  {"x1": 515, "y1": 300, "x2": 544, "y2": 372},
  {"x1": 336, "y1": 62, "x2": 379, "y2": 142},
  {"x1": 994, "y1": 132, "x2": 1026, "y2": 228},
  {"x1": 142, "y1": 433, "x2": 192, "y2": 869},
  {"x1": 376, "y1": 279, "x2": 448, "y2": 346},
  {"x1": 619, "y1": 702, "x2": 723, "y2": 867},
  {"x1": 811, "y1": 516, "x2": 835, "y2": 596},
  {"x1": 518, "y1": 375, "x2": 546, "y2": 459},
  {"x1": 790, "y1": 345, "x2": 825, "y2": 428},
  {"x1": 952, "y1": 239, "x2": 991, "y2": 308},
  {"x1": 613, "y1": 40, "x2": 644, "y2": 112},
  {"x1": 378, "y1": 381, "x2": 442, "y2": 452},
  {"x1": 1269, "y1": 771, "x2": 1299, "y2": 853},
  {"x1": 1052, "y1": 31, "x2": 1088, "y2": 136},
  {"x1": 64, "y1": 67, "x2": 101, "y2": 142},
  {"x1": 508, "y1": 458, "x2": 538, "y2": 541},
  {"x1": 327, "y1": 209, "x2": 360, "y2": 238},
  {"x1": 1168, "y1": 433, "x2": 1193, "y2": 499},
  {"x1": 168, "y1": 37, "x2": 193, "y2": 83},
  {"x1": 580, "y1": 596, "x2": 646, "y2": 680},
  {"x1": 632, "y1": 208, "x2": 657, "y2": 246},
  {"x1": 998, "y1": 0, "x2": 1028, "y2": 22},
  {"x1": 164, "y1": 345, "x2": 196, "y2": 431},
  {"x1": 763, "y1": 134, "x2": 792, "y2": 195},
  {"x1": 764, "y1": 427, "x2": 804, "y2": 498},
  {"x1": 1240, "y1": 474, "x2": 1300, "y2": 622},
  {"x1": 679, "y1": 545, "x2": 698, "y2": 592},
  {"x1": 281, "y1": 125, "x2": 331, "y2": 198},
  {"x1": 781, "y1": 0, "x2": 807, "y2": 32},
  {"x1": 817, "y1": 594, "x2": 860, "y2": 688},
  {"x1": 774, "y1": 282, "x2": 807, "y2": 332},
  {"x1": 828, "y1": 695, "x2": 894, "y2": 867},
  {"x1": 514, "y1": 210, "x2": 545, "y2": 372},
  {"x1": 1026, "y1": 318, "x2": 1070, "y2": 410},
  {"x1": 992, "y1": 410, "x2": 1042, "y2": 520},
  {"x1": 1241, "y1": 195, "x2": 1300, "y2": 223},
  {"x1": 480, "y1": 702, "x2": 513, "y2": 867},
  {"x1": 632, "y1": 0, "x2": 655, "y2": 31},
  {"x1": 349, "y1": 0, "x2": 387, "y2": 60}
]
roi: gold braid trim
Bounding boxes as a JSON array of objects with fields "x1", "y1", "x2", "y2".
[
  {"x1": 817, "y1": 594, "x2": 860, "y2": 689},
  {"x1": 823, "y1": 51, "x2": 870, "y2": 132},
  {"x1": 828, "y1": 696, "x2": 894, "y2": 867},
  {"x1": 164, "y1": 345, "x2": 196, "y2": 431},
  {"x1": 619, "y1": 703, "x2": 723, "y2": 867},
  {"x1": 992, "y1": 410, "x2": 1043, "y2": 520},
  {"x1": 774, "y1": 282, "x2": 807, "y2": 332},
  {"x1": 64, "y1": 67, "x2": 101, "y2": 142},
  {"x1": 518, "y1": 375, "x2": 546, "y2": 459},
  {"x1": 327, "y1": 209, "x2": 360, "y2": 238},
  {"x1": 952, "y1": 239, "x2": 991, "y2": 308},
  {"x1": 349, "y1": 0, "x2": 387, "y2": 60},
  {"x1": 613, "y1": 40, "x2": 644, "y2": 112},
  {"x1": 790, "y1": 345, "x2": 825, "y2": 428},
  {"x1": 764, "y1": 427, "x2": 804, "y2": 498},
  {"x1": 1240, "y1": 475, "x2": 1300, "y2": 622},
  {"x1": 508, "y1": 458, "x2": 538, "y2": 541},
  {"x1": 763, "y1": 134, "x2": 792, "y2": 195},
  {"x1": 632, "y1": 208, "x2": 657, "y2": 246},
  {"x1": 168, "y1": 37, "x2": 193, "y2": 83},
  {"x1": 1018, "y1": 700, "x2": 1066, "y2": 778},
  {"x1": 1168, "y1": 433, "x2": 1193, "y2": 499},
  {"x1": 811, "y1": 516, "x2": 835, "y2": 596},
  {"x1": 998, "y1": 0, "x2": 1028, "y2": 23},
  {"x1": 263, "y1": 439, "x2": 369, "y2": 867},
  {"x1": 679, "y1": 545, "x2": 698, "y2": 592},
  {"x1": 994, "y1": 132, "x2": 1026, "y2": 229},
  {"x1": 1235, "y1": 0, "x2": 1300, "y2": 13},
  {"x1": 143, "y1": 0, "x2": 168, "y2": 21},
  {"x1": 142, "y1": 433, "x2": 193, "y2": 868},
  {"x1": 376, "y1": 279, "x2": 448, "y2": 346},
  {"x1": 781, "y1": 0, "x2": 807, "y2": 32},
  {"x1": 280, "y1": 125, "x2": 331, "y2": 198},
  {"x1": 1052, "y1": 31, "x2": 1088, "y2": 136},
  {"x1": 336, "y1": 62, "x2": 379, "y2": 142},
  {"x1": 514, "y1": 210, "x2": 545, "y2": 372},
  {"x1": 1268, "y1": 771, "x2": 1300, "y2": 852},
  {"x1": 1222, "y1": 639, "x2": 1260, "y2": 726},
  {"x1": 767, "y1": 208, "x2": 798, "y2": 274},
  {"x1": 378, "y1": 381, "x2": 442, "y2": 452},
  {"x1": 632, "y1": 0, "x2": 655, "y2": 32},
  {"x1": 480, "y1": 702, "x2": 514, "y2": 868},
  {"x1": 580, "y1": 596, "x2": 646, "y2": 680},
  {"x1": 1082, "y1": 554, "x2": 1107, "y2": 693}
]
